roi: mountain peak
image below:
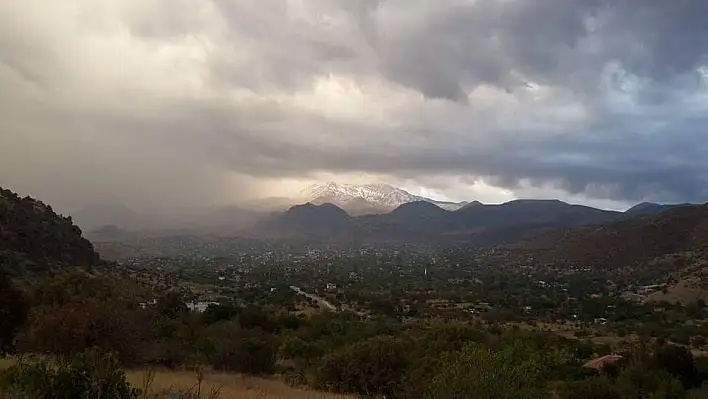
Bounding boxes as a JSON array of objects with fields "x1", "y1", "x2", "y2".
[{"x1": 300, "y1": 182, "x2": 468, "y2": 213}]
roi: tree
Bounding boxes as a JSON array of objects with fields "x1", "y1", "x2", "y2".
[
  {"x1": 20, "y1": 300, "x2": 149, "y2": 365},
  {"x1": 654, "y1": 344, "x2": 700, "y2": 388},
  {"x1": 614, "y1": 361, "x2": 684, "y2": 398},
  {"x1": 202, "y1": 303, "x2": 239, "y2": 325},
  {"x1": 425, "y1": 342, "x2": 554, "y2": 399},
  {"x1": 557, "y1": 377, "x2": 620, "y2": 399},
  {"x1": 157, "y1": 291, "x2": 188, "y2": 319},
  {"x1": 201, "y1": 322, "x2": 277, "y2": 375},
  {"x1": 0, "y1": 271, "x2": 28, "y2": 353},
  {"x1": 316, "y1": 335, "x2": 410, "y2": 397},
  {"x1": 278, "y1": 335, "x2": 319, "y2": 360}
]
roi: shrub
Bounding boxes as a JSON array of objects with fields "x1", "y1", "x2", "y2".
[
  {"x1": 315, "y1": 335, "x2": 410, "y2": 397},
  {"x1": 201, "y1": 323, "x2": 277, "y2": 375},
  {"x1": 18, "y1": 301, "x2": 150, "y2": 366},
  {"x1": 0, "y1": 348, "x2": 139, "y2": 398},
  {"x1": 424, "y1": 341, "x2": 554, "y2": 399},
  {"x1": 557, "y1": 377, "x2": 620, "y2": 399}
]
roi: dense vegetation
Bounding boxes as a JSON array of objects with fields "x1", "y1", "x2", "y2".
[{"x1": 3, "y1": 271, "x2": 708, "y2": 398}]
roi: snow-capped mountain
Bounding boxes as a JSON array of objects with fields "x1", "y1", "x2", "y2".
[{"x1": 300, "y1": 182, "x2": 468, "y2": 215}]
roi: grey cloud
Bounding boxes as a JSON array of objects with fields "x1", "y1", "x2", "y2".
[
  {"x1": 364, "y1": 0, "x2": 708, "y2": 102},
  {"x1": 2, "y1": 0, "x2": 708, "y2": 210}
]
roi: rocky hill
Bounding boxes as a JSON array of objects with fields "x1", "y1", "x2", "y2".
[{"x1": 0, "y1": 187, "x2": 100, "y2": 275}]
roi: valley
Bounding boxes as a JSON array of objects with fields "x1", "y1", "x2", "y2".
[{"x1": 3, "y1": 185, "x2": 708, "y2": 398}]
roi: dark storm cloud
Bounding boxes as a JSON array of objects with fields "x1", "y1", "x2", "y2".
[
  {"x1": 364, "y1": 0, "x2": 708, "y2": 102},
  {"x1": 2, "y1": 0, "x2": 708, "y2": 208}
]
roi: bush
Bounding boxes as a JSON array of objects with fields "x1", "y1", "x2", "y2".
[
  {"x1": 424, "y1": 341, "x2": 554, "y2": 399},
  {"x1": 557, "y1": 377, "x2": 620, "y2": 399},
  {"x1": 201, "y1": 323, "x2": 277, "y2": 375},
  {"x1": 615, "y1": 362, "x2": 685, "y2": 398},
  {"x1": 654, "y1": 344, "x2": 701, "y2": 388},
  {"x1": 278, "y1": 335, "x2": 319, "y2": 360},
  {"x1": 0, "y1": 348, "x2": 139, "y2": 398},
  {"x1": 315, "y1": 335, "x2": 410, "y2": 397},
  {"x1": 18, "y1": 301, "x2": 151, "y2": 366}
]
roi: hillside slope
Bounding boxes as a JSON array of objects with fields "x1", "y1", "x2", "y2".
[
  {"x1": 519, "y1": 204, "x2": 708, "y2": 269},
  {"x1": 0, "y1": 187, "x2": 100, "y2": 275}
]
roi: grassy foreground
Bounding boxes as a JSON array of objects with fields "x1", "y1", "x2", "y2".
[
  {"x1": 125, "y1": 369, "x2": 355, "y2": 399},
  {"x1": 0, "y1": 358, "x2": 353, "y2": 399}
]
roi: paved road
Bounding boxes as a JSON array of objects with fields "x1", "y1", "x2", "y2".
[{"x1": 289, "y1": 285, "x2": 338, "y2": 311}]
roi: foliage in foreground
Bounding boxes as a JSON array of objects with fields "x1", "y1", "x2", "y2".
[
  {"x1": 0, "y1": 349, "x2": 139, "y2": 399},
  {"x1": 425, "y1": 341, "x2": 555, "y2": 399},
  {"x1": 5, "y1": 273, "x2": 708, "y2": 398}
]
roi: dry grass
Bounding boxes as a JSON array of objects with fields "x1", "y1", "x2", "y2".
[
  {"x1": 0, "y1": 358, "x2": 15, "y2": 371},
  {"x1": 0, "y1": 358, "x2": 352, "y2": 399},
  {"x1": 126, "y1": 369, "x2": 355, "y2": 399},
  {"x1": 647, "y1": 278, "x2": 708, "y2": 305}
]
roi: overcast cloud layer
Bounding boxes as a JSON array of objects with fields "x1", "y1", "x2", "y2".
[{"x1": 2, "y1": 0, "x2": 708, "y2": 212}]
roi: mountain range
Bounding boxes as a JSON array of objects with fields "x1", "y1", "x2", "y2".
[
  {"x1": 253, "y1": 197, "x2": 696, "y2": 245},
  {"x1": 72, "y1": 181, "x2": 695, "y2": 243}
]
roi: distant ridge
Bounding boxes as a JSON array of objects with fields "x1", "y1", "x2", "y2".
[{"x1": 253, "y1": 197, "x2": 657, "y2": 245}]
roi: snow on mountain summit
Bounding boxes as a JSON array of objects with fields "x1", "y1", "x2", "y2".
[{"x1": 300, "y1": 182, "x2": 467, "y2": 212}]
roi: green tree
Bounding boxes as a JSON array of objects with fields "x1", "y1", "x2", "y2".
[
  {"x1": 614, "y1": 361, "x2": 684, "y2": 398},
  {"x1": 201, "y1": 322, "x2": 277, "y2": 375},
  {"x1": 278, "y1": 335, "x2": 319, "y2": 360},
  {"x1": 425, "y1": 342, "x2": 553, "y2": 399},
  {"x1": 557, "y1": 377, "x2": 620, "y2": 399},
  {"x1": 316, "y1": 335, "x2": 410, "y2": 397}
]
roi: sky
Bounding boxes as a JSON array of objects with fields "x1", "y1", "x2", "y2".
[{"x1": 2, "y1": 0, "x2": 708, "y2": 213}]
